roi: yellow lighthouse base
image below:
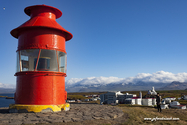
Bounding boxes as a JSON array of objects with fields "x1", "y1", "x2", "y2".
[{"x1": 9, "y1": 103, "x2": 70, "y2": 113}]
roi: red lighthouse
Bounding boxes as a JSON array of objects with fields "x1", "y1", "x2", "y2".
[{"x1": 9, "y1": 5, "x2": 72, "y2": 112}]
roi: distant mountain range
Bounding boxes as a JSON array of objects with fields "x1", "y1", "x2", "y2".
[
  {"x1": 0, "y1": 83, "x2": 15, "y2": 94},
  {"x1": 65, "y1": 71, "x2": 187, "y2": 92},
  {"x1": 65, "y1": 82, "x2": 167, "y2": 92},
  {"x1": 0, "y1": 88, "x2": 15, "y2": 94},
  {"x1": 0, "y1": 81, "x2": 187, "y2": 93},
  {"x1": 65, "y1": 81, "x2": 187, "y2": 92},
  {"x1": 160, "y1": 81, "x2": 187, "y2": 90},
  {"x1": 1, "y1": 71, "x2": 187, "y2": 93}
]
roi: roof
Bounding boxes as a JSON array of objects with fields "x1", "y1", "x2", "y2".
[
  {"x1": 11, "y1": 5, "x2": 73, "y2": 41},
  {"x1": 24, "y1": 5, "x2": 62, "y2": 19},
  {"x1": 172, "y1": 105, "x2": 186, "y2": 107},
  {"x1": 132, "y1": 97, "x2": 141, "y2": 99}
]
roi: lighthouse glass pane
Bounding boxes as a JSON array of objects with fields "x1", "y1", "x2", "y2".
[
  {"x1": 20, "y1": 49, "x2": 39, "y2": 71},
  {"x1": 36, "y1": 49, "x2": 58, "y2": 71},
  {"x1": 57, "y1": 51, "x2": 67, "y2": 73}
]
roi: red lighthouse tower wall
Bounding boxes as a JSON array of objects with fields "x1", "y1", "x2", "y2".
[{"x1": 11, "y1": 5, "x2": 72, "y2": 106}]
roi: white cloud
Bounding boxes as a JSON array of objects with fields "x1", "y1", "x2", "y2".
[
  {"x1": 0, "y1": 83, "x2": 15, "y2": 88},
  {"x1": 66, "y1": 71, "x2": 187, "y2": 86},
  {"x1": 2, "y1": 71, "x2": 187, "y2": 88},
  {"x1": 66, "y1": 76, "x2": 123, "y2": 86}
]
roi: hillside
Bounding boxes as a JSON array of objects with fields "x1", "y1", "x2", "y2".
[{"x1": 160, "y1": 81, "x2": 187, "y2": 90}]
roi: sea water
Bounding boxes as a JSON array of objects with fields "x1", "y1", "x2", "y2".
[{"x1": 0, "y1": 93, "x2": 15, "y2": 107}]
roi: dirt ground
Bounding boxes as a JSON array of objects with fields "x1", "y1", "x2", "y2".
[{"x1": 38, "y1": 113, "x2": 128, "y2": 125}]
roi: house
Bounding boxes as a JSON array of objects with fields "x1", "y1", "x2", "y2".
[
  {"x1": 152, "y1": 98, "x2": 156, "y2": 105},
  {"x1": 161, "y1": 104, "x2": 169, "y2": 109},
  {"x1": 85, "y1": 99, "x2": 89, "y2": 102},
  {"x1": 142, "y1": 98, "x2": 152, "y2": 106},
  {"x1": 66, "y1": 100, "x2": 75, "y2": 103},
  {"x1": 181, "y1": 95, "x2": 187, "y2": 100},
  {"x1": 165, "y1": 97, "x2": 176, "y2": 101},
  {"x1": 163, "y1": 98, "x2": 171, "y2": 104},
  {"x1": 90, "y1": 98, "x2": 97, "y2": 101},
  {"x1": 174, "y1": 105, "x2": 186, "y2": 109},
  {"x1": 124, "y1": 98, "x2": 135, "y2": 105},
  {"x1": 132, "y1": 97, "x2": 142, "y2": 105},
  {"x1": 169, "y1": 101, "x2": 186, "y2": 109},
  {"x1": 92, "y1": 95, "x2": 98, "y2": 97}
]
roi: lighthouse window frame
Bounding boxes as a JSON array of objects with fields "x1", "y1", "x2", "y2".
[{"x1": 16, "y1": 49, "x2": 67, "y2": 73}]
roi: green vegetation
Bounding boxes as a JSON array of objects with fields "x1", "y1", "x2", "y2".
[
  {"x1": 178, "y1": 100, "x2": 187, "y2": 105},
  {"x1": 67, "y1": 95, "x2": 86, "y2": 100},
  {"x1": 68, "y1": 91, "x2": 107, "y2": 96},
  {"x1": 68, "y1": 90, "x2": 187, "y2": 100}
]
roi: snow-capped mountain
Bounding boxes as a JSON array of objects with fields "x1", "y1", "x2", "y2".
[
  {"x1": 0, "y1": 83, "x2": 15, "y2": 93},
  {"x1": 1, "y1": 71, "x2": 187, "y2": 93},
  {"x1": 65, "y1": 71, "x2": 187, "y2": 92}
]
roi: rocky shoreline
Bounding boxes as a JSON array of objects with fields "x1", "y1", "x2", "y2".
[{"x1": 0, "y1": 104, "x2": 125, "y2": 125}]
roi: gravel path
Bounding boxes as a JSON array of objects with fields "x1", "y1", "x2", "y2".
[{"x1": 0, "y1": 104, "x2": 124, "y2": 125}]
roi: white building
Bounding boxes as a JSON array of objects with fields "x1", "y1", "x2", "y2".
[
  {"x1": 182, "y1": 95, "x2": 187, "y2": 100},
  {"x1": 85, "y1": 99, "x2": 89, "y2": 102},
  {"x1": 163, "y1": 98, "x2": 171, "y2": 104},
  {"x1": 152, "y1": 98, "x2": 156, "y2": 105},
  {"x1": 132, "y1": 97, "x2": 142, "y2": 105},
  {"x1": 147, "y1": 87, "x2": 157, "y2": 95},
  {"x1": 100, "y1": 91, "x2": 120, "y2": 104},
  {"x1": 124, "y1": 98, "x2": 135, "y2": 105},
  {"x1": 169, "y1": 101, "x2": 186, "y2": 109},
  {"x1": 165, "y1": 97, "x2": 176, "y2": 101},
  {"x1": 161, "y1": 104, "x2": 169, "y2": 109},
  {"x1": 100, "y1": 89, "x2": 157, "y2": 106},
  {"x1": 66, "y1": 100, "x2": 75, "y2": 103},
  {"x1": 100, "y1": 91, "x2": 137, "y2": 104},
  {"x1": 142, "y1": 98, "x2": 153, "y2": 106}
]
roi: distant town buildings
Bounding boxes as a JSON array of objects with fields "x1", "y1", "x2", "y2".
[
  {"x1": 100, "y1": 90, "x2": 158, "y2": 106},
  {"x1": 99, "y1": 87, "x2": 186, "y2": 110},
  {"x1": 181, "y1": 95, "x2": 187, "y2": 100},
  {"x1": 66, "y1": 87, "x2": 186, "y2": 110}
]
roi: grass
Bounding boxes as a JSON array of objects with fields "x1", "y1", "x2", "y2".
[
  {"x1": 68, "y1": 90, "x2": 187, "y2": 99},
  {"x1": 67, "y1": 95, "x2": 86, "y2": 100},
  {"x1": 67, "y1": 90, "x2": 187, "y2": 105},
  {"x1": 117, "y1": 104, "x2": 187, "y2": 125},
  {"x1": 178, "y1": 100, "x2": 187, "y2": 105}
]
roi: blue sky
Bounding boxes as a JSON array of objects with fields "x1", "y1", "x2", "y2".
[{"x1": 0, "y1": 0, "x2": 187, "y2": 85}]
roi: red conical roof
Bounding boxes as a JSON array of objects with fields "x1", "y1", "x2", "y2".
[{"x1": 11, "y1": 5, "x2": 73, "y2": 41}]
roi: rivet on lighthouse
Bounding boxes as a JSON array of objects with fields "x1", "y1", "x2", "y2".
[{"x1": 9, "y1": 5, "x2": 73, "y2": 113}]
